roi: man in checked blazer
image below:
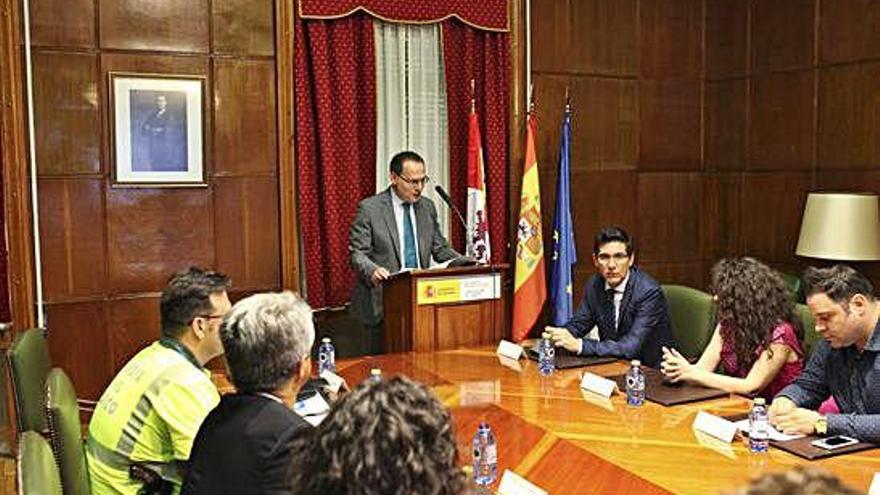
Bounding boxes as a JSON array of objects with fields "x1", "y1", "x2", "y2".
[
  {"x1": 348, "y1": 151, "x2": 466, "y2": 353},
  {"x1": 546, "y1": 226, "x2": 677, "y2": 368}
]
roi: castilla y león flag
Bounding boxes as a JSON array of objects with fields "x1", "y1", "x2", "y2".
[{"x1": 466, "y1": 109, "x2": 491, "y2": 264}]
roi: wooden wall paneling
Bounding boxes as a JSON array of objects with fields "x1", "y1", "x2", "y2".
[
  {"x1": 28, "y1": 0, "x2": 95, "y2": 48},
  {"x1": 817, "y1": 63, "x2": 880, "y2": 170},
  {"x1": 702, "y1": 173, "x2": 742, "y2": 261},
  {"x1": 570, "y1": 170, "x2": 638, "y2": 254},
  {"x1": 818, "y1": 0, "x2": 880, "y2": 65},
  {"x1": 98, "y1": 0, "x2": 210, "y2": 53},
  {"x1": 214, "y1": 177, "x2": 280, "y2": 290},
  {"x1": 213, "y1": 59, "x2": 277, "y2": 175},
  {"x1": 577, "y1": 77, "x2": 638, "y2": 170},
  {"x1": 815, "y1": 170, "x2": 880, "y2": 193},
  {"x1": 107, "y1": 296, "x2": 161, "y2": 375},
  {"x1": 45, "y1": 301, "x2": 110, "y2": 401},
  {"x1": 531, "y1": 74, "x2": 569, "y2": 173},
  {"x1": 636, "y1": 172, "x2": 704, "y2": 264},
  {"x1": 639, "y1": 0, "x2": 703, "y2": 79},
  {"x1": 750, "y1": 0, "x2": 816, "y2": 73},
  {"x1": 529, "y1": 0, "x2": 572, "y2": 74},
  {"x1": 105, "y1": 188, "x2": 214, "y2": 294},
  {"x1": 748, "y1": 70, "x2": 815, "y2": 170},
  {"x1": 213, "y1": 0, "x2": 275, "y2": 56},
  {"x1": 33, "y1": 51, "x2": 101, "y2": 175},
  {"x1": 567, "y1": 0, "x2": 638, "y2": 76},
  {"x1": 705, "y1": 79, "x2": 747, "y2": 171},
  {"x1": 638, "y1": 80, "x2": 702, "y2": 170},
  {"x1": 638, "y1": 261, "x2": 707, "y2": 289},
  {"x1": 277, "y1": 0, "x2": 299, "y2": 291},
  {"x1": 705, "y1": 0, "x2": 748, "y2": 79},
  {"x1": 37, "y1": 178, "x2": 106, "y2": 301},
  {"x1": 739, "y1": 172, "x2": 813, "y2": 265},
  {"x1": 0, "y1": 0, "x2": 36, "y2": 331}
]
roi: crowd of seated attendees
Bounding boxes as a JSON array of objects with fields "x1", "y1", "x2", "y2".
[{"x1": 82, "y1": 260, "x2": 879, "y2": 494}]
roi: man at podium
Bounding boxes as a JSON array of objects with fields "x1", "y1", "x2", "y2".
[{"x1": 349, "y1": 151, "x2": 465, "y2": 354}]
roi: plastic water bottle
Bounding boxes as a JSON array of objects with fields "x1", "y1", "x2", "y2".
[
  {"x1": 369, "y1": 368, "x2": 382, "y2": 383},
  {"x1": 749, "y1": 397, "x2": 770, "y2": 453},
  {"x1": 317, "y1": 337, "x2": 336, "y2": 374},
  {"x1": 626, "y1": 360, "x2": 645, "y2": 406},
  {"x1": 472, "y1": 422, "x2": 498, "y2": 485},
  {"x1": 538, "y1": 331, "x2": 556, "y2": 376}
]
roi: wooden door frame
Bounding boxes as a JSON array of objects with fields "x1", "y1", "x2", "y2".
[{"x1": 0, "y1": 0, "x2": 36, "y2": 333}]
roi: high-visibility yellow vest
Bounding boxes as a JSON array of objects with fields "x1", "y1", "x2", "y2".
[{"x1": 87, "y1": 339, "x2": 220, "y2": 495}]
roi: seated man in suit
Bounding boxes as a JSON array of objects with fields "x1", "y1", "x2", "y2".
[
  {"x1": 348, "y1": 151, "x2": 465, "y2": 353},
  {"x1": 545, "y1": 226, "x2": 676, "y2": 367},
  {"x1": 770, "y1": 265, "x2": 880, "y2": 443},
  {"x1": 182, "y1": 291, "x2": 315, "y2": 494}
]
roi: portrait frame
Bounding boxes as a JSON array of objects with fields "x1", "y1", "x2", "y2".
[{"x1": 109, "y1": 72, "x2": 206, "y2": 187}]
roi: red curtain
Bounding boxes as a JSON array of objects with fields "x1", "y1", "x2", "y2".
[
  {"x1": 298, "y1": 0, "x2": 508, "y2": 31},
  {"x1": 294, "y1": 13, "x2": 377, "y2": 308},
  {"x1": 442, "y1": 19, "x2": 509, "y2": 264}
]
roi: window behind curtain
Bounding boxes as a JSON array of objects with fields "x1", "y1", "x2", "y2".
[{"x1": 374, "y1": 21, "x2": 450, "y2": 240}]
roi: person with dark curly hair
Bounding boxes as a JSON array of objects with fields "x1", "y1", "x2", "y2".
[
  {"x1": 288, "y1": 375, "x2": 469, "y2": 495},
  {"x1": 661, "y1": 257, "x2": 804, "y2": 400},
  {"x1": 724, "y1": 465, "x2": 862, "y2": 495}
]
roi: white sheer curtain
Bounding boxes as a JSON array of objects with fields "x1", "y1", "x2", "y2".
[{"x1": 374, "y1": 21, "x2": 450, "y2": 239}]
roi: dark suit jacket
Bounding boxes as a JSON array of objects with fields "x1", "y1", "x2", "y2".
[
  {"x1": 348, "y1": 188, "x2": 462, "y2": 325},
  {"x1": 181, "y1": 394, "x2": 310, "y2": 495},
  {"x1": 564, "y1": 267, "x2": 676, "y2": 368}
]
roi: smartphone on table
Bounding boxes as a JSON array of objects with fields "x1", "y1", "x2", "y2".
[{"x1": 810, "y1": 435, "x2": 859, "y2": 450}]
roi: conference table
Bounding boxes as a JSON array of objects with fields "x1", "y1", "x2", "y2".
[{"x1": 334, "y1": 346, "x2": 879, "y2": 495}]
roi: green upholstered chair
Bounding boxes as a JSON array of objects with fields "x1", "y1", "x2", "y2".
[
  {"x1": 7, "y1": 328, "x2": 52, "y2": 433},
  {"x1": 795, "y1": 303, "x2": 819, "y2": 357},
  {"x1": 779, "y1": 272, "x2": 805, "y2": 304},
  {"x1": 661, "y1": 285, "x2": 715, "y2": 360},
  {"x1": 46, "y1": 368, "x2": 90, "y2": 495},
  {"x1": 18, "y1": 430, "x2": 63, "y2": 495}
]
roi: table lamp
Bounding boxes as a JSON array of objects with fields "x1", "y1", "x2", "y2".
[{"x1": 795, "y1": 192, "x2": 880, "y2": 261}]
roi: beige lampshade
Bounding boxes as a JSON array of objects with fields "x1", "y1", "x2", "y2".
[{"x1": 795, "y1": 192, "x2": 880, "y2": 260}]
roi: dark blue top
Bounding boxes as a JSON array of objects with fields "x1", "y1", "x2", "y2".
[
  {"x1": 564, "y1": 267, "x2": 676, "y2": 368},
  {"x1": 777, "y1": 320, "x2": 880, "y2": 443}
]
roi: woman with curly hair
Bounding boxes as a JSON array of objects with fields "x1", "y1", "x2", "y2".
[
  {"x1": 288, "y1": 375, "x2": 469, "y2": 495},
  {"x1": 661, "y1": 257, "x2": 804, "y2": 400}
]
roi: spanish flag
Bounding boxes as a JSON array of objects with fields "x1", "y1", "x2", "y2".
[{"x1": 511, "y1": 112, "x2": 546, "y2": 342}]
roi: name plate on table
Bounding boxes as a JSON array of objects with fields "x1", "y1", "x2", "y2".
[
  {"x1": 869, "y1": 473, "x2": 880, "y2": 495},
  {"x1": 498, "y1": 470, "x2": 547, "y2": 495},
  {"x1": 693, "y1": 411, "x2": 738, "y2": 443},
  {"x1": 580, "y1": 372, "x2": 618, "y2": 398},
  {"x1": 417, "y1": 273, "x2": 501, "y2": 305},
  {"x1": 497, "y1": 340, "x2": 524, "y2": 360}
]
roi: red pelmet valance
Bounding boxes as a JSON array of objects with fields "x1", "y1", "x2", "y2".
[{"x1": 298, "y1": 0, "x2": 508, "y2": 32}]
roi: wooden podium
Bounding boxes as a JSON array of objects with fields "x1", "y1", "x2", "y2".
[{"x1": 382, "y1": 264, "x2": 509, "y2": 353}]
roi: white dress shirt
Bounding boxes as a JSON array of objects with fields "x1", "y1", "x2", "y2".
[{"x1": 390, "y1": 191, "x2": 421, "y2": 269}]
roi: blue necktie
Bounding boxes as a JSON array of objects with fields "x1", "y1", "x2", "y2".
[{"x1": 403, "y1": 203, "x2": 418, "y2": 268}]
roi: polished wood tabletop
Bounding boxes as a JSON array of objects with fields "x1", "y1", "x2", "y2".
[{"x1": 334, "y1": 346, "x2": 880, "y2": 495}]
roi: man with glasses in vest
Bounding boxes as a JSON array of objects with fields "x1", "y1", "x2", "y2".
[{"x1": 87, "y1": 267, "x2": 231, "y2": 494}]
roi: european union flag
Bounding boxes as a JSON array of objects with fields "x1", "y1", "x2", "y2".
[{"x1": 549, "y1": 105, "x2": 577, "y2": 326}]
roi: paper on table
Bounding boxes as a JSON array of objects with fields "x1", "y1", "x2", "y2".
[
  {"x1": 733, "y1": 419, "x2": 805, "y2": 442},
  {"x1": 294, "y1": 392, "x2": 330, "y2": 418}
]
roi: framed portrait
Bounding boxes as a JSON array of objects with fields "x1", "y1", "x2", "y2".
[{"x1": 110, "y1": 73, "x2": 206, "y2": 186}]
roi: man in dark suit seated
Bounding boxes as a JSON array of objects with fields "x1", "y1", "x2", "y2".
[
  {"x1": 182, "y1": 291, "x2": 315, "y2": 495},
  {"x1": 545, "y1": 226, "x2": 676, "y2": 368}
]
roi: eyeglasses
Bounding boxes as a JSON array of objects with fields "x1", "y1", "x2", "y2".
[
  {"x1": 596, "y1": 252, "x2": 631, "y2": 265},
  {"x1": 396, "y1": 174, "x2": 431, "y2": 187}
]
